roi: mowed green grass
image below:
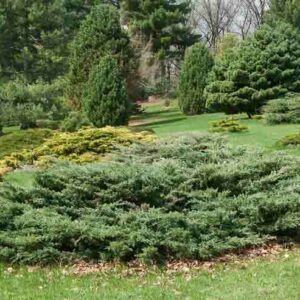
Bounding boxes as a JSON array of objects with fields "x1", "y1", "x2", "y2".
[
  {"x1": 1, "y1": 249, "x2": 300, "y2": 300},
  {"x1": 131, "y1": 101, "x2": 300, "y2": 155},
  {"x1": 3, "y1": 170, "x2": 36, "y2": 188}
]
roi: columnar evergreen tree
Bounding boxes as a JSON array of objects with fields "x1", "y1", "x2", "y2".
[
  {"x1": 83, "y1": 56, "x2": 129, "y2": 127},
  {"x1": 178, "y1": 43, "x2": 214, "y2": 115},
  {"x1": 205, "y1": 21, "x2": 300, "y2": 118},
  {"x1": 67, "y1": 4, "x2": 132, "y2": 107}
]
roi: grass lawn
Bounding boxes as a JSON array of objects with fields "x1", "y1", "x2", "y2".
[
  {"x1": 131, "y1": 101, "x2": 300, "y2": 155},
  {"x1": 3, "y1": 170, "x2": 36, "y2": 188},
  {"x1": 1, "y1": 249, "x2": 300, "y2": 300}
]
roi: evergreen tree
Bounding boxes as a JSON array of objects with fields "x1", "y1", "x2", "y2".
[
  {"x1": 67, "y1": 4, "x2": 132, "y2": 107},
  {"x1": 0, "y1": 0, "x2": 107, "y2": 82},
  {"x1": 205, "y1": 21, "x2": 300, "y2": 118},
  {"x1": 124, "y1": 0, "x2": 198, "y2": 76},
  {"x1": 83, "y1": 56, "x2": 129, "y2": 127},
  {"x1": 270, "y1": 0, "x2": 300, "y2": 28},
  {"x1": 0, "y1": 0, "x2": 67, "y2": 81},
  {"x1": 178, "y1": 43, "x2": 214, "y2": 115}
]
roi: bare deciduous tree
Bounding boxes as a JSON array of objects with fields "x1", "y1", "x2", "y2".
[
  {"x1": 242, "y1": 0, "x2": 271, "y2": 27},
  {"x1": 190, "y1": 0, "x2": 271, "y2": 48},
  {"x1": 191, "y1": 0, "x2": 239, "y2": 49}
]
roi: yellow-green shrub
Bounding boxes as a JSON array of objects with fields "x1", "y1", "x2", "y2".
[
  {"x1": 0, "y1": 127, "x2": 155, "y2": 176},
  {"x1": 210, "y1": 118, "x2": 248, "y2": 133}
]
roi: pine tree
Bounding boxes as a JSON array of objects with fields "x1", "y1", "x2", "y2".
[
  {"x1": 124, "y1": 0, "x2": 198, "y2": 77},
  {"x1": 0, "y1": 0, "x2": 65, "y2": 81},
  {"x1": 178, "y1": 43, "x2": 214, "y2": 115},
  {"x1": 83, "y1": 56, "x2": 129, "y2": 127},
  {"x1": 67, "y1": 4, "x2": 133, "y2": 107},
  {"x1": 205, "y1": 21, "x2": 300, "y2": 117},
  {"x1": 0, "y1": 0, "x2": 109, "y2": 82},
  {"x1": 270, "y1": 0, "x2": 300, "y2": 28}
]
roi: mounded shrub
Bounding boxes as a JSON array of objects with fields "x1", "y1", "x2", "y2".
[
  {"x1": 83, "y1": 56, "x2": 129, "y2": 127},
  {"x1": 0, "y1": 134, "x2": 299, "y2": 264},
  {"x1": 205, "y1": 21, "x2": 300, "y2": 117},
  {"x1": 210, "y1": 118, "x2": 248, "y2": 133},
  {"x1": 0, "y1": 129, "x2": 53, "y2": 160},
  {"x1": 277, "y1": 132, "x2": 300, "y2": 147},
  {"x1": 178, "y1": 43, "x2": 214, "y2": 115},
  {"x1": 263, "y1": 96, "x2": 300, "y2": 124}
]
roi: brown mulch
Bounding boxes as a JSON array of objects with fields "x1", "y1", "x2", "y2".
[{"x1": 70, "y1": 243, "x2": 294, "y2": 276}]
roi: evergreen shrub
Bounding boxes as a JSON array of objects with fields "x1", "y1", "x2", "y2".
[
  {"x1": 0, "y1": 134, "x2": 299, "y2": 264},
  {"x1": 178, "y1": 43, "x2": 214, "y2": 115},
  {"x1": 264, "y1": 96, "x2": 300, "y2": 124}
]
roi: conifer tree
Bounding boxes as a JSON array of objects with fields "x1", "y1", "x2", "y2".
[
  {"x1": 205, "y1": 21, "x2": 300, "y2": 118},
  {"x1": 178, "y1": 43, "x2": 214, "y2": 115},
  {"x1": 83, "y1": 56, "x2": 129, "y2": 127},
  {"x1": 67, "y1": 4, "x2": 132, "y2": 107},
  {"x1": 124, "y1": 0, "x2": 198, "y2": 76},
  {"x1": 270, "y1": 0, "x2": 300, "y2": 28}
]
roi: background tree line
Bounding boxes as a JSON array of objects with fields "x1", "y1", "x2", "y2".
[{"x1": 0, "y1": 0, "x2": 299, "y2": 133}]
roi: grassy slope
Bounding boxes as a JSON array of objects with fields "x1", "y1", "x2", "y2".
[
  {"x1": 131, "y1": 102, "x2": 300, "y2": 155},
  {"x1": 1, "y1": 249, "x2": 300, "y2": 300}
]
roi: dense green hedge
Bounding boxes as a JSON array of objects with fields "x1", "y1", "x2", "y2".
[{"x1": 0, "y1": 134, "x2": 299, "y2": 264}]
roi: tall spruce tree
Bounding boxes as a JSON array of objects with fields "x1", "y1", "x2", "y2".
[
  {"x1": 0, "y1": 0, "x2": 110, "y2": 82},
  {"x1": 67, "y1": 4, "x2": 132, "y2": 108},
  {"x1": 0, "y1": 0, "x2": 67, "y2": 81}
]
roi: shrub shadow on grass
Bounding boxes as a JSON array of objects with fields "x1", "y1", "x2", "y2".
[
  {"x1": 135, "y1": 117, "x2": 187, "y2": 128},
  {"x1": 131, "y1": 108, "x2": 181, "y2": 121}
]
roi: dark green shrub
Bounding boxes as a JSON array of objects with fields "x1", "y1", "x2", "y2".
[
  {"x1": 60, "y1": 112, "x2": 91, "y2": 132},
  {"x1": 205, "y1": 21, "x2": 300, "y2": 117},
  {"x1": 0, "y1": 78, "x2": 66, "y2": 129},
  {"x1": 36, "y1": 120, "x2": 61, "y2": 130},
  {"x1": 0, "y1": 134, "x2": 299, "y2": 264},
  {"x1": 83, "y1": 56, "x2": 129, "y2": 128},
  {"x1": 178, "y1": 43, "x2": 214, "y2": 115},
  {"x1": 264, "y1": 96, "x2": 300, "y2": 124}
]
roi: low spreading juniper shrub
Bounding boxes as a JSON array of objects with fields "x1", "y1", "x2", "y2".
[{"x1": 0, "y1": 134, "x2": 299, "y2": 264}]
